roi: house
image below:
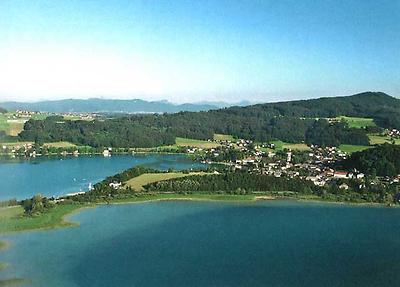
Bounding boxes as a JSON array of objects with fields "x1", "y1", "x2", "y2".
[
  {"x1": 109, "y1": 182, "x2": 122, "y2": 189},
  {"x1": 333, "y1": 171, "x2": 348, "y2": 179}
]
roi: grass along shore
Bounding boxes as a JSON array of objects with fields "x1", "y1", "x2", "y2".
[{"x1": 0, "y1": 194, "x2": 259, "y2": 234}]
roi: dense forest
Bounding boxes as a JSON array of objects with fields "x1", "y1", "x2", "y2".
[
  {"x1": 20, "y1": 116, "x2": 175, "y2": 147},
  {"x1": 19, "y1": 92, "x2": 398, "y2": 148},
  {"x1": 340, "y1": 144, "x2": 400, "y2": 177}
]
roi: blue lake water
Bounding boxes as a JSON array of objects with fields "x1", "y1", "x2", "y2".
[
  {"x1": 1, "y1": 200, "x2": 400, "y2": 287},
  {"x1": 0, "y1": 154, "x2": 206, "y2": 200}
]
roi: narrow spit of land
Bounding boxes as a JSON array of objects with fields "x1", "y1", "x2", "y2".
[{"x1": 0, "y1": 194, "x2": 261, "y2": 234}]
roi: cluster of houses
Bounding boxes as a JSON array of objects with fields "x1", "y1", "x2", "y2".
[
  {"x1": 2, "y1": 142, "x2": 34, "y2": 157},
  {"x1": 61, "y1": 112, "x2": 96, "y2": 121},
  {"x1": 238, "y1": 146, "x2": 364, "y2": 188},
  {"x1": 12, "y1": 110, "x2": 40, "y2": 118},
  {"x1": 195, "y1": 138, "x2": 373, "y2": 188},
  {"x1": 388, "y1": 129, "x2": 400, "y2": 138}
]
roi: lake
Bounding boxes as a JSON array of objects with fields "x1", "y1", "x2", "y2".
[
  {"x1": 1, "y1": 200, "x2": 400, "y2": 286},
  {"x1": 0, "y1": 154, "x2": 206, "y2": 200}
]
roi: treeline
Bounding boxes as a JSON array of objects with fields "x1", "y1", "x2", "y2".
[
  {"x1": 145, "y1": 173, "x2": 319, "y2": 194},
  {"x1": 19, "y1": 116, "x2": 175, "y2": 148},
  {"x1": 19, "y1": 92, "x2": 399, "y2": 148},
  {"x1": 341, "y1": 144, "x2": 400, "y2": 177},
  {"x1": 305, "y1": 120, "x2": 369, "y2": 146},
  {"x1": 21, "y1": 194, "x2": 55, "y2": 215}
]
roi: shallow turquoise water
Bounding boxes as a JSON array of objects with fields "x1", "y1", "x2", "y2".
[
  {"x1": 0, "y1": 154, "x2": 205, "y2": 200},
  {"x1": 1, "y1": 200, "x2": 400, "y2": 286}
]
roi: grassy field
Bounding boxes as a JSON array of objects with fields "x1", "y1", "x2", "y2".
[
  {"x1": 270, "y1": 140, "x2": 310, "y2": 151},
  {"x1": 0, "y1": 204, "x2": 85, "y2": 234},
  {"x1": 43, "y1": 141, "x2": 77, "y2": 148},
  {"x1": 368, "y1": 134, "x2": 400, "y2": 145},
  {"x1": 0, "y1": 114, "x2": 8, "y2": 132},
  {"x1": 333, "y1": 116, "x2": 376, "y2": 128},
  {"x1": 0, "y1": 114, "x2": 24, "y2": 136},
  {"x1": 6, "y1": 121, "x2": 25, "y2": 136},
  {"x1": 338, "y1": 144, "x2": 372, "y2": 154},
  {"x1": 213, "y1": 134, "x2": 235, "y2": 141},
  {"x1": 175, "y1": 137, "x2": 220, "y2": 148},
  {"x1": 125, "y1": 172, "x2": 206, "y2": 191},
  {"x1": 0, "y1": 112, "x2": 49, "y2": 136}
]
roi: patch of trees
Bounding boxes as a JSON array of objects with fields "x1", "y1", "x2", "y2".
[
  {"x1": 19, "y1": 92, "x2": 398, "y2": 148},
  {"x1": 0, "y1": 198, "x2": 18, "y2": 208},
  {"x1": 21, "y1": 194, "x2": 55, "y2": 215},
  {"x1": 19, "y1": 116, "x2": 175, "y2": 147},
  {"x1": 144, "y1": 173, "x2": 320, "y2": 194},
  {"x1": 340, "y1": 144, "x2": 400, "y2": 177},
  {"x1": 305, "y1": 120, "x2": 370, "y2": 146},
  {"x1": 0, "y1": 107, "x2": 6, "y2": 113}
]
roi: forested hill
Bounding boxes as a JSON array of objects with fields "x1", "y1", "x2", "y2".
[
  {"x1": 340, "y1": 144, "x2": 400, "y2": 177},
  {"x1": 222, "y1": 92, "x2": 400, "y2": 127},
  {"x1": 261, "y1": 92, "x2": 399, "y2": 118},
  {"x1": 19, "y1": 92, "x2": 399, "y2": 148}
]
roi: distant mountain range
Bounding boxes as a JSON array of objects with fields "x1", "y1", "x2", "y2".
[{"x1": 0, "y1": 98, "x2": 251, "y2": 114}]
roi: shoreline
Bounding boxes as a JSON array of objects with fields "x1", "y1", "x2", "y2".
[
  {"x1": 0, "y1": 151, "x2": 187, "y2": 158},
  {"x1": 0, "y1": 193, "x2": 397, "y2": 284},
  {"x1": 1, "y1": 194, "x2": 396, "y2": 235}
]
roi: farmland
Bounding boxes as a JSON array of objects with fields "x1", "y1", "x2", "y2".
[
  {"x1": 0, "y1": 112, "x2": 49, "y2": 136},
  {"x1": 269, "y1": 140, "x2": 311, "y2": 151},
  {"x1": 124, "y1": 172, "x2": 207, "y2": 191},
  {"x1": 338, "y1": 144, "x2": 372, "y2": 154},
  {"x1": 175, "y1": 137, "x2": 220, "y2": 148},
  {"x1": 331, "y1": 116, "x2": 376, "y2": 128},
  {"x1": 213, "y1": 134, "x2": 235, "y2": 141}
]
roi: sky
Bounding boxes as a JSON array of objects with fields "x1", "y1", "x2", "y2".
[{"x1": 0, "y1": 0, "x2": 399, "y2": 103}]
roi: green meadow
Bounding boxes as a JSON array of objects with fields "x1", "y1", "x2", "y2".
[
  {"x1": 175, "y1": 137, "x2": 220, "y2": 148},
  {"x1": 338, "y1": 144, "x2": 372, "y2": 154},
  {"x1": 269, "y1": 140, "x2": 311, "y2": 151},
  {"x1": 213, "y1": 134, "x2": 235, "y2": 141},
  {"x1": 333, "y1": 116, "x2": 376, "y2": 128},
  {"x1": 125, "y1": 172, "x2": 207, "y2": 191}
]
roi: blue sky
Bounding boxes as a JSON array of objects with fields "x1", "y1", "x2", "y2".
[{"x1": 0, "y1": 0, "x2": 399, "y2": 103}]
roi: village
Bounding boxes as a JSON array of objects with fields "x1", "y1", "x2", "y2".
[{"x1": 190, "y1": 136, "x2": 400, "y2": 190}]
